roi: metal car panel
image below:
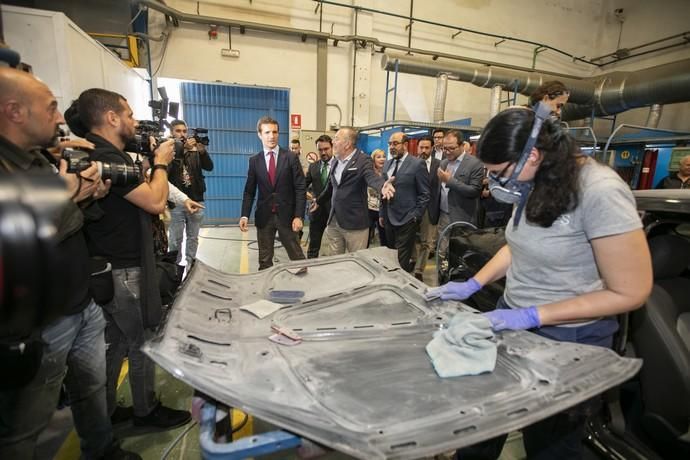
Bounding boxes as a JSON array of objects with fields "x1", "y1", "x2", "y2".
[{"x1": 144, "y1": 247, "x2": 641, "y2": 459}]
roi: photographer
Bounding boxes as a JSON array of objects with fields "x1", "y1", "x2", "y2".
[
  {"x1": 0, "y1": 70, "x2": 137, "y2": 459},
  {"x1": 168, "y1": 119, "x2": 213, "y2": 268},
  {"x1": 69, "y1": 88, "x2": 191, "y2": 430}
]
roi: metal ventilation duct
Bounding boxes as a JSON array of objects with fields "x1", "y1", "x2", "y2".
[{"x1": 381, "y1": 53, "x2": 690, "y2": 122}]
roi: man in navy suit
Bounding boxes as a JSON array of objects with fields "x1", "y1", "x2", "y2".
[
  {"x1": 315, "y1": 128, "x2": 395, "y2": 255},
  {"x1": 380, "y1": 132, "x2": 430, "y2": 273},
  {"x1": 240, "y1": 116, "x2": 306, "y2": 270},
  {"x1": 413, "y1": 135, "x2": 441, "y2": 281},
  {"x1": 304, "y1": 134, "x2": 334, "y2": 258}
]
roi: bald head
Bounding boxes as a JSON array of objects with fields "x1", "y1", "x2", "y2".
[
  {"x1": 333, "y1": 127, "x2": 359, "y2": 158},
  {"x1": 0, "y1": 68, "x2": 64, "y2": 150},
  {"x1": 679, "y1": 154, "x2": 690, "y2": 178}
]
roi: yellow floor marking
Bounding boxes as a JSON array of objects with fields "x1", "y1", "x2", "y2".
[
  {"x1": 55, "y1": 361, "x2": 129, "y2": 459},
  {"x1": 239, "y1": 229, "x2": 249, "y2": 274}
]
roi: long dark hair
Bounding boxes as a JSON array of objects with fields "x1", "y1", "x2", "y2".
[{"x1": 477, "y1": 108, "x2": 581, "y2": 227}]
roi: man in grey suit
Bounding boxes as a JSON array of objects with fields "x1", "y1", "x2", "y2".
[
  {"x1": 413, "y1": 135, "x2": 441, "y2": 281},
  {"x1": 437, "y1": 130, "x2": 484, "y2": 256},
  {"x1": 380, "y1": 132, "x2": 430, "y2": 273}
]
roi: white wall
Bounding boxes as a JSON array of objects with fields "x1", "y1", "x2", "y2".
[
  {"x1": 148, "y1": 0, "x2": 690, "y2": 134},
  {"x1": 1, "y1": 5, "x2": 150, "y2": 119}
]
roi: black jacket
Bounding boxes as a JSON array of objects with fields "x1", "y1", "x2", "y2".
[
  {"x1": 305, "y1": 158, "x2": 333, "y2": 224},
  {"x1": 0, "y1": 136, "x2": 90, "y2": 337},
  {"x1": 168, "y1": 145, "x2": 213, "y2": 202},
  {"x1": 241, "y1": 147, "x2": 306, "y2": 228}
]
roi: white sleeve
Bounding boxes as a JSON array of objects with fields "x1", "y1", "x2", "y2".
[{"x1": 168, "y1": 181, "x2": 189, "y2": 205}]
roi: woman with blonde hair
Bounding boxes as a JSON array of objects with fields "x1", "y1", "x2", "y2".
[{"x1": 367, "y1": 149, "x2": 387, "y2": 247}]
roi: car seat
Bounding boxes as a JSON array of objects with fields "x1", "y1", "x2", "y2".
[{"x1": 630, "y1": 233, "x2": 690, "y2": 452}]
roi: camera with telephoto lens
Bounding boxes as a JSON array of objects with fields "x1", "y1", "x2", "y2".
[{"x1": 63, "y1": 149, "x2": 141, "y2": 186}]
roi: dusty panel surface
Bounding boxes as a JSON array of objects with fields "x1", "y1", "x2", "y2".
[{"x1": 144, "y1": 247, "x2": 641, "y2": 459}]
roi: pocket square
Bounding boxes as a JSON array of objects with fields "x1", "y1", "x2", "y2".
[{"x1": 347, "y1": 167, "x2": 358, "y2": 171}]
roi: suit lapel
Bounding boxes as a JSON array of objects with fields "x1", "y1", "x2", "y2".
[
  {"x1": 256, "y1": 151, "x2": 270, "y2": 187},
  {"x1": 273, "y1": 148, "x2": 288, "y2": 188}
]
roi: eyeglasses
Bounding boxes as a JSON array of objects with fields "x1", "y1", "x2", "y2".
[
  {"x1": 443, "y1": 144, "x2": 460, "y2": 152},
  {"x1": 487, "y1": 162, "x2": 515, "y2": 184},
  {"x1": 387, "y1": 141, "x2": 403, "y2": 146}
]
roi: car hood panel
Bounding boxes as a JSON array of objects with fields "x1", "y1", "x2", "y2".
[{"x1": 144, "y1": 248, "x2": 641, "y2": 459}]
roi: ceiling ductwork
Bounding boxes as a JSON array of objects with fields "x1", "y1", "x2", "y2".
[{"x1": 381, "y1": 53, "x2": 690, "y2": 122}]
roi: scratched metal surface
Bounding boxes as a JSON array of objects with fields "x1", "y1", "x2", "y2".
[{"x1": 144, "y1": 247, "x2": 641, "y2": 459}]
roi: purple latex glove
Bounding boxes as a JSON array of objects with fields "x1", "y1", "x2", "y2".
[
  {"x1": 424, "y1": 277, "x2": 482, "y2": 301},
  {"x1": 483, "y1": 307, "x2": 541, "y2": 332}
]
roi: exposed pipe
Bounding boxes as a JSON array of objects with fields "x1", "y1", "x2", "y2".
[
  {"x1": 489, "y1": 84, "x2": 502, "y2": 118},
  {"x1": 645, "y1": 104, "x2": 664, "y2": 128},
  {"x1": 432, "y1": 73, "x2": 448, "y2": 123},
  {"x1": 591, "y1": 31, "x2": 690, "y2": 62},
  {"x1": 381, "y1": 53, "x2": 690, "y2": 122},
  {"x1": 315, "y1": 0, "x2": 599, "y2": 67},
  {"x1": 137, "y1": 0, "x2": 582, "y2": 79}
]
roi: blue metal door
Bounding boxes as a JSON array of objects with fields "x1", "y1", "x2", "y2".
[{"x1": 181, "y1": 82, "x2": 290, "y2": 223}]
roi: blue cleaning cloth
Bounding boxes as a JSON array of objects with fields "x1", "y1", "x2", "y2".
[{"x1": 426, "y1": 312, "x2": 497, "y2": 378}]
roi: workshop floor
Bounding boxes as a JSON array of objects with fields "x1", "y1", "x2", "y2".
[{"x1": 45, "y1": 224, "x2": 526, "y2": 460}]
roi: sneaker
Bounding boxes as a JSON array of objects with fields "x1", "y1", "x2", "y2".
[
  {"x1": 133, "y1": 402, "x2": 191, "y2": 429},
  {"x1": 101, "y1": 441, "x2": 141, "y2": 460},
  {"x1": 110, "y1": 405, "x2": 134, "y2": 426}
]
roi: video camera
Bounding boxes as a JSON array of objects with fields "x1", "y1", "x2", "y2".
[
  {"x1": 131, "y1": 120, "x2": 184, "y2": 159},
  {"x1": 188, "y1": 127, "x2": 210, "y2": 146}
]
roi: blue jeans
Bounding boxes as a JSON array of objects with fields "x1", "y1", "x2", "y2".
[
  {"x1": 103, "y1": 267, "x2": 157, "y2": 417},
  {"x1": 168, "y1": 203, "x2": 205, "y2": 267},
  {"x1": 0, "y1": 301, "x2": 111, "y2": 459}
]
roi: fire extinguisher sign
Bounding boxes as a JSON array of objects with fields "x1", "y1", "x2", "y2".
[{"x1": 290, "y1": 114, "x2": 302, "y2": 129}]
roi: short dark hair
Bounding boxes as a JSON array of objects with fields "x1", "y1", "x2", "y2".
[
  {"x1": 432, "y1": 128, "x2": 446, "y2": 137},
  {"x1": 315, "y1": 134, "x2": 332, "y2": 146},
  {"x1": 170, "y1": 119, "x2": 187, "y2": 129},
  {"x1": 291, "y1": 138, "x2": 300, "y2": 145},
  {"x1": 418, "y1": 135, "x2": 434, "y2": 145},
  {"x1": 257, "y1": 116, "x2": 279, "y2": 133},
  {"x1": 445, "y1": 129, "x2": 464, "y2": 144},
  {"x1": 529, "y1": 81, "x2": 569, "y2": 107},
  {"x1": 75, "y1": 88, "x2": 127, "y2": 131}
]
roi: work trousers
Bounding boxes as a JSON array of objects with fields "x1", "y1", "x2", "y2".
[
  {"x1": 168, "y1": 203, "x2": 205, "y2": 267},
  {"x1": 414, "y1": 210, "x2": 437, "y2": 276},
  {"x1": 323, "y1": 217, "x2": 369, "y2": 256},
  {"x1": 102, "y1": 267, "x2": 157, "y2": 418},
  {"x1": 307, "y1": 214, "x2": 328, "y2": 259},
  {"x1": 384, "y1": 217, "x2": 420, "y2": 273},
  {"x1": 256, "y1": 214, "x2": 305, "y2": 270},
  {"x1": 0, "y1": 301, "x2": 111, "y2": 459}
]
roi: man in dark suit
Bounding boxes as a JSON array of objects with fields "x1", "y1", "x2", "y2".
[
  {"x1": 380, "y1": 132, "x2": 430, "y2": 273},
  {"x1": 316, "y1": 127, "x2": 394, "y2": 255},
  {"x1": 304, "y1": 134, "x2": 334, "y2": 258},
  {"x1": 413, "y1": 135, "x2": 441, "y2": 281},
  {"x1": 437, "y1": 131, "x2": 484, "y2": 256},
  {"x1": 240, "y1": 116, "x2": 306, "y2": 270}
]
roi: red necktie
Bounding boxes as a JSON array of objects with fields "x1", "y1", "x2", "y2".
[{"x1": 268, "y1": 151, "x2": 276, "y2": 186}]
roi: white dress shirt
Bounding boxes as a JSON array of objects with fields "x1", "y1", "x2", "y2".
[{"x1": 333, "y1": 149, "x2": 356, "y2": 185}]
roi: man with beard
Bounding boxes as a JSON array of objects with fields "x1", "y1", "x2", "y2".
[
  {"x1": 73, "y1": 88, "x2": 191, "y2": 430},
  {"x1": 0, "y1": 70, "x2": 137, "y2": 458},
  {"x1": 304, "y1": 134, "x2": 334, "y2": 258}
]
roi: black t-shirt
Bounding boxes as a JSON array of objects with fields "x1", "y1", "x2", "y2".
[{"x1": 83, "y1": 133, "x2": 142, "y2": 269}]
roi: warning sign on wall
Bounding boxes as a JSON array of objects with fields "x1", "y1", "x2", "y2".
[{"x1": 290, "y1": 114, "x2": 302, "y2": 129}]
